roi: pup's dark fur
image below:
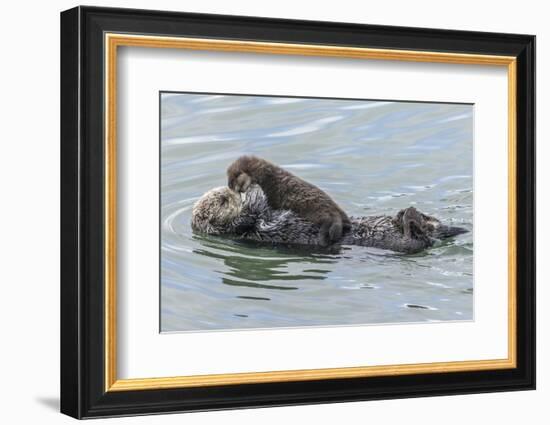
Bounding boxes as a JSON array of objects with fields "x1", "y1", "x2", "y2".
[{"x1": 227, "y1": 155, "x2": 351, "y2": 245}]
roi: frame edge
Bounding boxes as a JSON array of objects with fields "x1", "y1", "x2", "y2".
[
  {"x1": 62, "y1": 6, "x2": 536, "y2": 418},
  {"x1": 516, "y1": 34, "x2": 536, "y2": 391},
  {"x1": 60, "y1": 6, "x2": 83, "y2": 420}
]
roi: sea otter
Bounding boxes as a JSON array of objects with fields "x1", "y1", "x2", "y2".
[
  {"x1": 227, "y1": 156, "x2": 351, "y2": 246},
  {"x1": 191, "y1": 185, "x2": 468, "y2": 254}
]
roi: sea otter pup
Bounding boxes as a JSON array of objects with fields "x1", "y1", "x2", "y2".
[
  {"x1": 227, "y1": 155, "x2": 351, "y2": 246},
  {"x1": 191, "y1": 185, "x2": 468, "y2": 254}
]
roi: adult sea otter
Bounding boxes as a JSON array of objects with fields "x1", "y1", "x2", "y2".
[{"x1": 191, "y1": 185, "x2": 467, "y2": 254}]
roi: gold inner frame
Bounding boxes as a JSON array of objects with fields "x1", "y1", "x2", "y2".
[{"x1": 104, "y1": 33, "x2": 517, "y2": 392}]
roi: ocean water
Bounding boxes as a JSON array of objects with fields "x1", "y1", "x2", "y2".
[{"x1": 160, "y1": 92, "x2": 473, "y2": 332}]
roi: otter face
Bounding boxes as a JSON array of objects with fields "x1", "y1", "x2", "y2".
[
  {"x1": 191, "y1": 187, "x2": 242, "y2": 234},
  {"x1": 227, "y1": 156, "x2": 256, "y2": 193},
  {"x1": 227, "y1": 168, "x2": 252, "y2": 193},
  {"x1": 226, "y1": 162, "x2": 241, "y2": 190}
]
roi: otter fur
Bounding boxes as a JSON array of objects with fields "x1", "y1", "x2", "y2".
[
  {"x1": 227, "y1": 155, "x2": 351, "y2": 246},
  {"x1": 191, "y1": 185, "x2": 468, "y2": 254}
]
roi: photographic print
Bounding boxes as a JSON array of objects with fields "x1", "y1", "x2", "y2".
[
  {"x1": 160, "y1": 92, "x2": 474, "y2": 332},
  {"x1": 61, "y1": 8, "x2": 535, "y2": 417}
]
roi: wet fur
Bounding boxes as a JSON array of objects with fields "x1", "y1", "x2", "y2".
[
  {"x1": 227, "y1": 155, "x2": 351, "y2": 245},
  {"x1": 191, "y1": 185, "x2": 468, "y2": 254}
]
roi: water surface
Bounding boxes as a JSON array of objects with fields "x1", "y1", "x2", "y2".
[{"x1": 160, "y1": 92, "x2": 473, "y2": 332}]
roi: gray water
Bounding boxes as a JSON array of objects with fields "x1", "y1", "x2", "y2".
[{"x1": 160, "y1": 92, "x2": 473, "y2": 332}]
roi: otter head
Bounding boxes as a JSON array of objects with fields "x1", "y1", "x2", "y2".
[
  {"x1": 191, "y1": 186, "x2": 242, "y2": 235},
  {"x1": 227, "y1": 156, "x2": 258, "y2": 193}
]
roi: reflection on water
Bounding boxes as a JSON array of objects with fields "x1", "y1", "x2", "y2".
[
  {"x1": 193, "y1": 235, "x2": 342, "y2": 290},
  {"x1": 161, "y1": 92, "x2": 474, "y2": 332}
]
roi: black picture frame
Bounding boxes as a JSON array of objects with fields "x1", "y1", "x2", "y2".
[{"x1": 61, "y1": 5, "x2": 535, "y2": 419}]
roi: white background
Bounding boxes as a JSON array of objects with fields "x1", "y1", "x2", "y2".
[
  {"x1": 0, "y1": 0, "x2": 545, "y2": 424},
  {"x1": 119, "y1": 48, "x2": 508, "y2": 379}
]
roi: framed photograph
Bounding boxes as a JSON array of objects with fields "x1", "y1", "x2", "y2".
[{"x1": 60, "y1": 6, "x2": 535, "y2": 419}]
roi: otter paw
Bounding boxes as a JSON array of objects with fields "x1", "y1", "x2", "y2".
[
  {"x1": 328, "y1": 221, "x2": 343, "y2": 242},
  {"x1": 229, "y1": 172, "x2": 252, "y2": 193},
  {"x1": 400, "y1": 207, "x2": 425, "y2": 239},
  {"x1": 318, "y1": 216, "x2": 343, "y2": 246}
]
